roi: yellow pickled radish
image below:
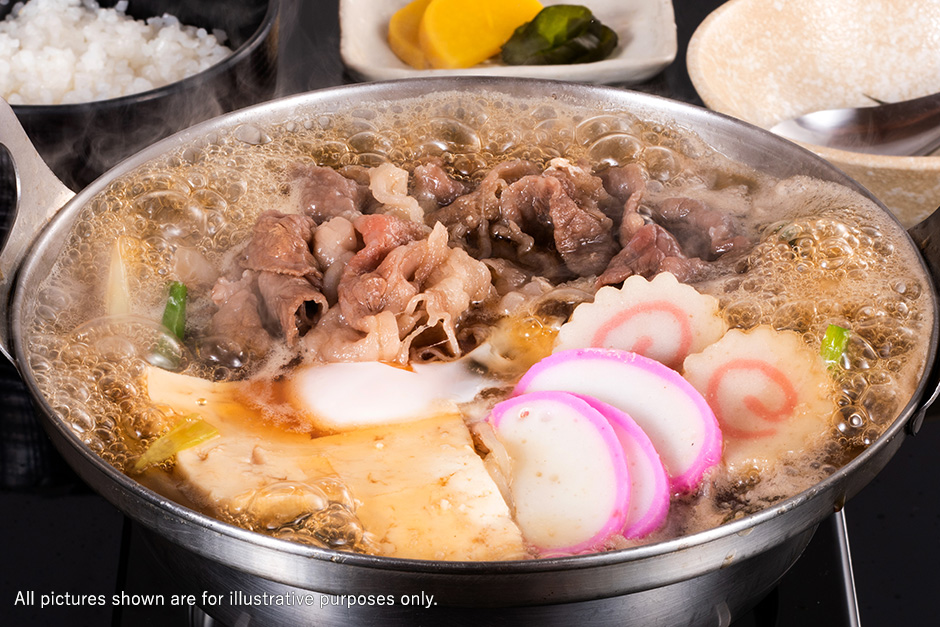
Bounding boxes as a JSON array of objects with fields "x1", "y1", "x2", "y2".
[
  {"x1": 388, "y1": 0, "x2": 434, "y2": 69},
  {"x1": 419, "y1": 0, "x2": 544, "y2": 69}
]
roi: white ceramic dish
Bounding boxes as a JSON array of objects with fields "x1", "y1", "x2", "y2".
[
  {"x1": 687, "y1": 0, "x2": 940, "y2": 228},
  {"x1": 339, "y1": 0, "x2": 677, "y2": 85}
]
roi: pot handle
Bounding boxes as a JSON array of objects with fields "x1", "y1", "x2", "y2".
[
  {"x1": 906, "y1": 207, "x2": 940, "y2": 434},
  {"x1": 0, "y1": 98, "x2": 75, "y2": 365}
]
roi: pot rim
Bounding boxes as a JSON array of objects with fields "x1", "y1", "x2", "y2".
[{"x1": 7, "y1": 76, "x2": 938, "y2": 579}]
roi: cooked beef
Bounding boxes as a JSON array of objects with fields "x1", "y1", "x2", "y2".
[
  {"x1": 619, "y1": 199, "x2": 649, "y2": 245},
  {"x1": 302, "y1": 308, "x2": 403, "y2": 363},
  {"x1": 346, "y1": 213, "x2": 430, "y2": 277},
  {"x1": 312, "y1": 216, "x2": 358, "y2": 305},
  {"x1": 313, "y1": 216, "x2": 358, "y2": 269},
  {"x1": 606, "y1": 163, "x2": 649, "y2": 244},
  {"x1": 209, "y1": 157, "x2": 756, "y2": 364},
  {"x1": 212, "y1": 210, "x2": 328, "y2": 348},
  {"x1": 499, "y1": 165, "x2": 617, "y2": 277},
  {"x1": 601, "y1": 162, "x2": 647, "y2": 205},
  {"x1": 335, "y1": 165, "x2": 372, "y2": 187},
  {"x1": 256, "y1": 272, "x2": 329, "y2": 347},
  {"x1": 210, "y1": 268, "x2": 329, "y2": 350},
  {"x1": 597, "y1": 223, "x2": 708, "y2": 287},
  {"x1": 337, "y1": 223, "x2": 492, "y2": 354},
  {"x1": 427, "y1": 160, "x2": 539, "y2": 258},
  {"x1": 243, "y1": 211, "x2": 318, "y2": 277},
  {"x1": 651, "y1": 197, "x2": 750, "y2": 260},
  {"x1": 368, "y1": 163, "x2": 424, "y2": 223},
  {"x1": 304, "y1": 222, "x2": 493, "y2": 363},
  {"x1": 337, "y1": 213, "x2": 437, "y2": 334},
  {"x1": 412, "y1": 161, "x2": 469, "y2": 212},
  {"x1": 207, "y1": 271, "x2": 272, "y2": 355},
  {"x1": 544, "y1": 158, "x2": 621, "y2": 224},
  {"x1": 290, "y1": 164, "x2": 372, "y2": 223},
  {"x1": 483, "y1": 258, "x2": 533, "y2": 297}
]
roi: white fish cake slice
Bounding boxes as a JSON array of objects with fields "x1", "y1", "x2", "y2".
[
  {"x1": 554, "y1": 272, "x2": 728, "y2": 371},
  {"x1": 515, "y1": 348, "x2": 722, "y2": 493},
  {"x1": 487, "y1": 391, "x2": 632, "y2": 554},
  {"x1": 682, "y1": 326, "x2": 836, "y2": 475}
]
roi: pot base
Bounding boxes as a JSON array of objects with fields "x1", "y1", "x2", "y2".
[{"x1": 142, "y1": 525, "x2": 815, "y2": 627}]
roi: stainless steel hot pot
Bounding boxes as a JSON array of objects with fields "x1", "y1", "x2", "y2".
[{"x1": 1, "y1": 78, "x2": 937, "y2": 626}]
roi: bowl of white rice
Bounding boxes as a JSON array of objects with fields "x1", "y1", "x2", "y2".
[{"x1": 1, "y1": 0, "x2": 279, "y2": 188}]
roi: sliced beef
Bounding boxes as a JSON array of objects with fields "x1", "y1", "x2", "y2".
[
  {"x1": 651, "y1": 197, "x2": 750, "y2": 260},
  {"x1": 256, "y1": 272, "x2": 329, "y2": 347},
  {"x1": 207, "y1": 271, "x2": 272, "y2": 356},
  {"x1": 368, "y1": 162, "x2": 424, "y2": 223},
  {"x1": 544, "y1": 158, "x2": 621, "y2": 224},
  {"x1": 243, "y1": 211, "x2": 318, "y2": 277},
  {"x1": 211, "y1": 209, "x2": 329, "y2": 349},
  {"x1": 606, "y1": 163, "x2": 649, "y2": 244},
  {"x1": 597, "y1": 223, "x2": 708, "y2": 287},
  {"x1": 601, "y1": 163, "x2": 647, "y2": 205},
  {"x1": 620, "y1": 200, "x2": 648, "y2": 245},
  {"x1": 206, "y1": 159, "x2": 760, "y2": 366},
  {"x1": 412, "y1": 161, "x2": 469, "y2": 212},
  {"x1": 337, "y1": 212, "x2": 437, "y2": 335},
  {"x1": 500, "y1": 169, "x2": 617, "y2": 277},
  {"x1": 302, "y1": 308, "x2": 403, "y2": 363},
  {"x1": 312, "y1": 216, "x2": 358, "y2": 305},
  {"x1": 336, "y1": 164, "x2": 373, "y2": 187},
  {"x1": 345, "y1": 213, "x2": 430, "y2": 277},
  {"x1": 427, "y1": 160, "x2": 540, "y2": 258},
  {"x1": 335, "y1": 222, "x2": 493, "y2": 362},
  {"x1": 483, "y1": 258, "x2": 533, "y2": 297},
  {"x1": 313, "y1": 216, "x2": 358, "y2": 269},
  {"x1": 290, "y1": 164, "x2": 372, "y2": 223}
]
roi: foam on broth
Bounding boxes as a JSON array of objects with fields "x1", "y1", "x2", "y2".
[{"x1": 22, "y1": 91, "x2": 934, "y2": 555}]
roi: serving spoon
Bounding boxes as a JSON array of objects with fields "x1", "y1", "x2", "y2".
[{"x1": 770, "y1": 91, "x2": 940, "y2": 156}]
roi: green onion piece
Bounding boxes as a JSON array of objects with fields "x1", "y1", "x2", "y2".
[
  {"x1": 776, "y1": 224, "x2": 802, "y2": 244},
  {"x1": 501, "y1": 5, "x2": 619, "y2": 66},
  {"x1": 161, "y1": 281, "x2": 188, "y2": 340},
  {"x1": 132, "y1": 414, "x2": 219, "y2": 473},
  {"x1": 821, "y1": 324, "x2": 850, "y2": 366}
]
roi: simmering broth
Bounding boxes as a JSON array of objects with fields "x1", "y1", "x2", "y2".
[{"x1": 23, "y1": 92, "x2": 933, "y2": 559}]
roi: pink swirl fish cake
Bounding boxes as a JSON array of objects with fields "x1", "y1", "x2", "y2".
[
  {"x1": 554, "y1": 272, "x2": 728, "y2": 372},
  {"x1": 682, "y1": 326, "x2": 836, "y2": 475}
]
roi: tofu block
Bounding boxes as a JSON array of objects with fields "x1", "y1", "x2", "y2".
[{"x1": 145, "y1": 367, "x2": 527, "y2": 561}]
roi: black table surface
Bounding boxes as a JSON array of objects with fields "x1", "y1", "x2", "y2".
[{"x1": 3, "y1": 1, "x2": 939, "y2": 625}]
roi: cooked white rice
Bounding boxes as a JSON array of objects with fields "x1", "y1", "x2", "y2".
[{"x1": 0, "y1": 0, "x2": 233, "y2": 105}]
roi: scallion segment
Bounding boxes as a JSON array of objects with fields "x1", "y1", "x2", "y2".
[
  {"x1": 820, "y1": 324, "x2": 850, "y2": 366},
  {"x1": 161, "y1": 281, "x2": 188, "y2": 340},
  {"x1": 132, "y1": 414, "x2": 219, "y2": 473}
]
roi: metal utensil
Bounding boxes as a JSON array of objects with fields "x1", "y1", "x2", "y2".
[{"x1": 770, "y1": 92, "x2": 940, "y2": 156}]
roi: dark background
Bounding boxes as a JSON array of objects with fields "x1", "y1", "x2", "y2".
[{"x1": 2, "y1": 1, "x2": 938, "y2": 625}]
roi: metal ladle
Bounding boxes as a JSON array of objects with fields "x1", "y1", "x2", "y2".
[{"x1": 770, "y1": 91, "x2": 940, "y2": 156}]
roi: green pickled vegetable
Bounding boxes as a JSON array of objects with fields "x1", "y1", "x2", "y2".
[
  {"x1": 820, "y1": 324, "x2": 850, "y2": 367},
  {"x1": 161, "y1": 281, "x2": 188, "y2": 339},
  {"x1": 132, "y1": 414, "x2": 219, "y2": 473},
  {"x1": 501, "y1": 5, "x2": 618, "y2": 66}
]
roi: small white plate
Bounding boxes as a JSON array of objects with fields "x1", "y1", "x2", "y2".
[{"x1": 339, "y1": 0, "x2": 677, "y2": 85}]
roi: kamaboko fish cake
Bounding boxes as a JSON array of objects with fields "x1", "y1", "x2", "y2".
[
  {"x1": 554, "y1": 272, "x2": 728, "y2": 371},
  {"x1": 682, "y1": 326, "x2": 835, "y2": 476}
]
